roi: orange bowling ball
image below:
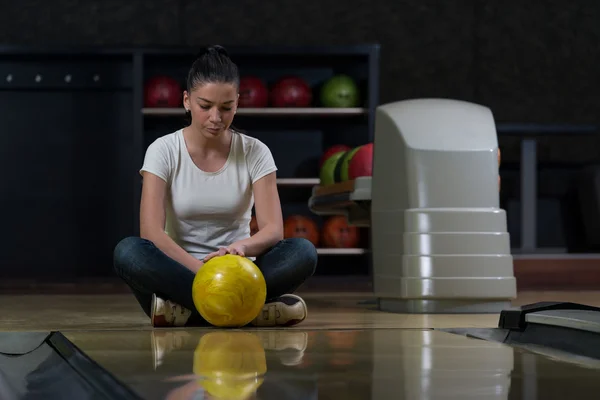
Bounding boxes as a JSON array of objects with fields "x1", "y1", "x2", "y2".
[
  {"x1": 321, "y1": 216, "x2": 359, "y2": 248},
  {"x1": 250, "y1": 215, "x2": 259, "y2": 236},
  {"x1": 284, "y1": 215, "x2": 319, "y2": 246}
]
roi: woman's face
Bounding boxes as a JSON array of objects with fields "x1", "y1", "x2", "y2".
[{"x1": 183, "y1": 82, "x2": 239, "y2": 140}]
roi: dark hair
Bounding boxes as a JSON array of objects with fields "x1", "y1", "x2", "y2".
[
  {"x1": 184, "y1": 45, "x2": 243, "y2": 131},
  {"x1": 186, "y1": 45, "x2": 240, "y2": 92}
]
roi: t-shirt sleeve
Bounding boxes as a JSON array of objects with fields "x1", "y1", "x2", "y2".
[
  {"x1": 139, "y1": 138, "x2": 172, "y2": 183},
  {"x1": 247, "y1": 139, "x2": 278, "y2": 184}
]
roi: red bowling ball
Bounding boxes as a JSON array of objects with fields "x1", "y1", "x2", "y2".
[
  {"x1": 238, "y1": 76, "x2": 269, "y2": 107},
  {"x1": 144, "y1": 76, "x2": 182, "y2": 108},
  {"x1": 348, "y1": 143, "x2": 373, "y2": 180},
  {"x1": 270, "y1": 77, "x2": 312, "y2": 107}
]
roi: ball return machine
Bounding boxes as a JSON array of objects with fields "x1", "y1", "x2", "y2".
[
  {"x1": 310, "y1": 98, "x2": 600, "y2": 362},
  {"x1": 309, "y1": 98, "x2": 516, "y2": 313}
]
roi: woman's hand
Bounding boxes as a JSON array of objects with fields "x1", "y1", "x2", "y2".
[{"x1": 203, "y1": 242, "x2": 248, "y2": 263}]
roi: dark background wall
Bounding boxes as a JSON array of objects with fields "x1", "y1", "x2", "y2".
[
  {"x1": 2, "y1": 0, "x2": 600, "y2": 163},
  {"x1": 1, "y1": 0, "x2": 598, "y2": 121}
]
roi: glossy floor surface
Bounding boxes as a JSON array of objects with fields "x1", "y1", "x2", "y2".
[
  {"x1": 64, "y1": 328, "x2": 600, "y2": 400},
  {"x1": 3, "y1": 290, "x2": 600, "y2": 399}
]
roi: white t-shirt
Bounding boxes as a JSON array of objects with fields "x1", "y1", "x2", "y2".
[{"x1": 140, "y1": 128, "x2": 277, "y2": 260}]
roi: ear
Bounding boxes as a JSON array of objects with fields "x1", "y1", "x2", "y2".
[{"x1": 183, "y1": 90, "x2": 190, "y2": 111}]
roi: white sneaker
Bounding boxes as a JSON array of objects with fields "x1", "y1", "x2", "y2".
[
  {"x1": 251, "y1": 294, "x2": 307, "y2": 327},
  {"x1": 150, "y1": 293, "x2": 192, "y2": 328}
]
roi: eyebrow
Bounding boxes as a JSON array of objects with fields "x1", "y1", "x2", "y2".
[{"x1": 197, "y1": 97, "x2": 236, "y2": 104}]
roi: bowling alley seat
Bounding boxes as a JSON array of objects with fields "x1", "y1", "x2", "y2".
[{"x1": 309, "y1": 98, "x2": 517, "y2": 314}]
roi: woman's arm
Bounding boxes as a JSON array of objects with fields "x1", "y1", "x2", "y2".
[
  {"x1": 140, "y1": 172, "x2": 204, "y2": 273},
  {"x1": 230, "y1": 171, "x2": 284, "y2": 257}
]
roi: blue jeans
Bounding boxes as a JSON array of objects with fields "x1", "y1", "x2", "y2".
[{"x1": 113, "y1": 236, "x2": 318, "y2": 325}]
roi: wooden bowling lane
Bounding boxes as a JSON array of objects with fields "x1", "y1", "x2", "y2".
[
  {"x1": 0, "y1": 292, "x2": 501, "y2": 332},
  {"x1": 63, "y1": 328, "x2": 600, "y2": 400},
  {"x1": 3, "y1": 290, "x2": 600, "y2": 332}
]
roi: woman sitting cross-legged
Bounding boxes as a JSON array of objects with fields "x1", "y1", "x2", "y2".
[{"x1": 113, "y1": 45, "x2": 318, "y2": 328}]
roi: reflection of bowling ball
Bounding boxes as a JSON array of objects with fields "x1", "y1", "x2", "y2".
[
  {"x1": 320, "y1": 75, "x2": 360, "y2": 108},
  {"x1": 194, "y1": 331, "x2": 266, "y2": 400},
  {"x1": 270, "y1": 77, "x2": 312, "y2": 107},
  {"x1": 144, "y1": 76, "x2": 181, "y2": 108},
  {"x1": 330, "y1": 353, "x2": 355, "y2": 367},
  {"x1": 348, "y1": 143, "x2": 373, "y2": 180},
  {"x1": 498, "y1": 148, "x2": 501, "y2": 192},
  {"x1": 320, "y1": 144, "x2": 351, "y2": 167},
  {"x1": 238, "y1": 76, "x2": 268, "y2": 107},
  {"x1": 249, "y1": 215, "x2": 259, "y2": 236},
  {"x1": 325, "y1": 331, "x2": 357, "y2": 369},
  {"x1": 284, "y1": 215, "x2": 319, "y2": 246},
  {"x1": 320, "y1": 150, "x2": 346, "y2": 186},
  {"x1": 192, "y1": 255, "x2": 266, "y2": 328},
  {"x1": 326, "y1": 331, "x2": 359, "y2": 350},
  {"x1": 322, "y1": 216, "x2": 359, "y2": 248}
]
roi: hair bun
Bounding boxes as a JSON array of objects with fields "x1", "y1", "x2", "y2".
[
  {"x1": 186, "y1": 44, "x2": 239, "y2": 92},
  {"x1": 211, "y1": 45, "x2": 229, "y2": 56},
  {"x1": 199, "y1": 45, "x2": 229, "y2": 59}
]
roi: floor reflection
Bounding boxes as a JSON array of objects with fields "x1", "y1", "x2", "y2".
[{"x1": 65, "y1": 329, "x2": 600, "y2": 400}]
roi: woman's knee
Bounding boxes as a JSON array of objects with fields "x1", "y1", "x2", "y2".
[
  {"x1": 284, "y1": 237, "x2": 318, "y2": 277},
  {"x1": 113, "y1": 236, "x2": 150, "y2": 276}
]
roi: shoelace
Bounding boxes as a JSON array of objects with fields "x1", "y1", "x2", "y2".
[
  {"x1": 261, "y1": 304, "x2": 281, "y2": 321},
  {"x1": 168, "y1": 302, "x2": 188, "y2": 324},
  {"x1": 168, "y1": 302, "x2": 178, "y2": 323}
]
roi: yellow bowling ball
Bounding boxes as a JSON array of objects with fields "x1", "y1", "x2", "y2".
[
  {"x1": 192, "y1": 254, "x2": 267, "y2": 328},
  {"x1": 194, "y1": 331, "x2": 267, "y2": 400}
]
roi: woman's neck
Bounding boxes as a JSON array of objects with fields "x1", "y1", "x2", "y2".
[{"x1": 183, "y1": 126, "x2": 232, "y2": 155}]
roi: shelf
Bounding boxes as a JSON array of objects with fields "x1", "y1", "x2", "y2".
[
  {"x1": 309, "y1": 178, "x2": 372, "y2": 227},
  {"x1": 277, "y1": 178, "x2": 319, "y2": 186},
  {"x1": 142, "y1": 107, "x2": 368, "y2": 117},
  {"x1": 316, "y1": 248, "x2": 368, "y2": 255}
]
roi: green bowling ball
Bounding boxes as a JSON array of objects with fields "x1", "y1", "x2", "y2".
[
  {"x1": 320, "y1": 151, "x2": 346, "y2": 186},
  {"x1": 339, "y1": 146, "x2": 361, "y2": 181},
  {"x1": 320, "y1": 75, "x2": 360, "y2": 108}
]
